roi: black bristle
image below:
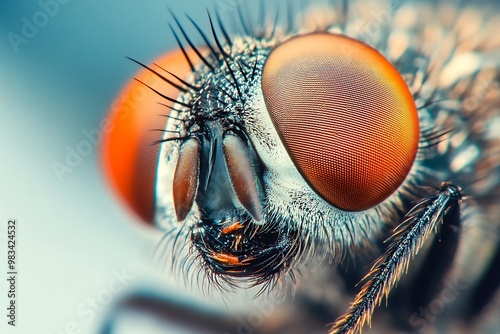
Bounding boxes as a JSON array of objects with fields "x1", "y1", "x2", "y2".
[
  {"x1": 270, "y1": 5, "x2": 280, "y2": 39},
  {"x1": 237, "y1": 1, "x2": 252, "y2": 36},
  {"x1": 186, "y1": 14, "x2": 221, "y2": 65},
  {"x1": 286, "y1": 0, "x2": 294, "y2": 33},
  {"x1": 153, "y1": 63, "x2": 199, "y2": 90},
  {"x1": 158, "y1": 114, "x2": 183, "y2": 121},
  {"x1": 417, "y1": 98, "x2": 447, "y2": 110},
  {"x1": 216, "y1": 85, "x2": 236, "y2": 102},
  {"x1": 208, "y1": 11, "x2": 242, "y2": 97},
  {"x1": 257, "y1": 0, "x2": 265, "y2": 37},
  {"x1": 126, "y1": 57, "x2": 188, "y2": 93},
  {"x1": 251, "y1": 55, "x2": 259, "y2": 80},
  {"x1": 340, "y1": 0, "x2": 348, "y2": 31},
  {"x1": 215, "y1": 8, "x2": 233, "y2": 49},
  {"x1": 168, "y1": 23, "x2": 195, "y2": 72},
  {"x1": 169, "y1": 10, "x2": 215, "y2": 71},
  {"x1": 157, "y1": 103, "x2": 186, "y2": 115},
  {"x1": 236, "y1": 60, "x2": 248, "y2": 81},
  {"x1": 135, "y1": 78, "x2": 191, "y2": 108}
]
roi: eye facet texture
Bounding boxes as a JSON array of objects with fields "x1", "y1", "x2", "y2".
[
  {"x1": 262, "y1": 33, "x2": 419, "y2": 211},
  {"x1": 101, "y1": 50, "x2": 194, "y2": 223}
]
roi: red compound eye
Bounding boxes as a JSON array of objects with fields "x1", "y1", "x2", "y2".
[
  {"x1": 101, "y1": 49, "x2": 195, "y2": 224},
  {"x1": 262, "y1": 33, "x2": 420, "y2": 211}
]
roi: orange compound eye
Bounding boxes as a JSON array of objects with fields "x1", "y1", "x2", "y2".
[
  {"x1": 262, "y1": 33, "x2": 420, "y2": 212},
  {"x1": 101, "y1": 49, "x2": 195, "y2": 224}
]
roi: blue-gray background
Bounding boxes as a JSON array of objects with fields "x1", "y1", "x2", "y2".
[{"x1": 0, "y1": 1, "x2": 233, "y2": 333}]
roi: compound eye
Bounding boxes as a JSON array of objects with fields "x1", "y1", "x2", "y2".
[
  {"x1": 262, "y1": 33, "x2": 420, "y2": 211},
  {"x1": 101, "y1": 49, "x2": 194, "y2": 223}
]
